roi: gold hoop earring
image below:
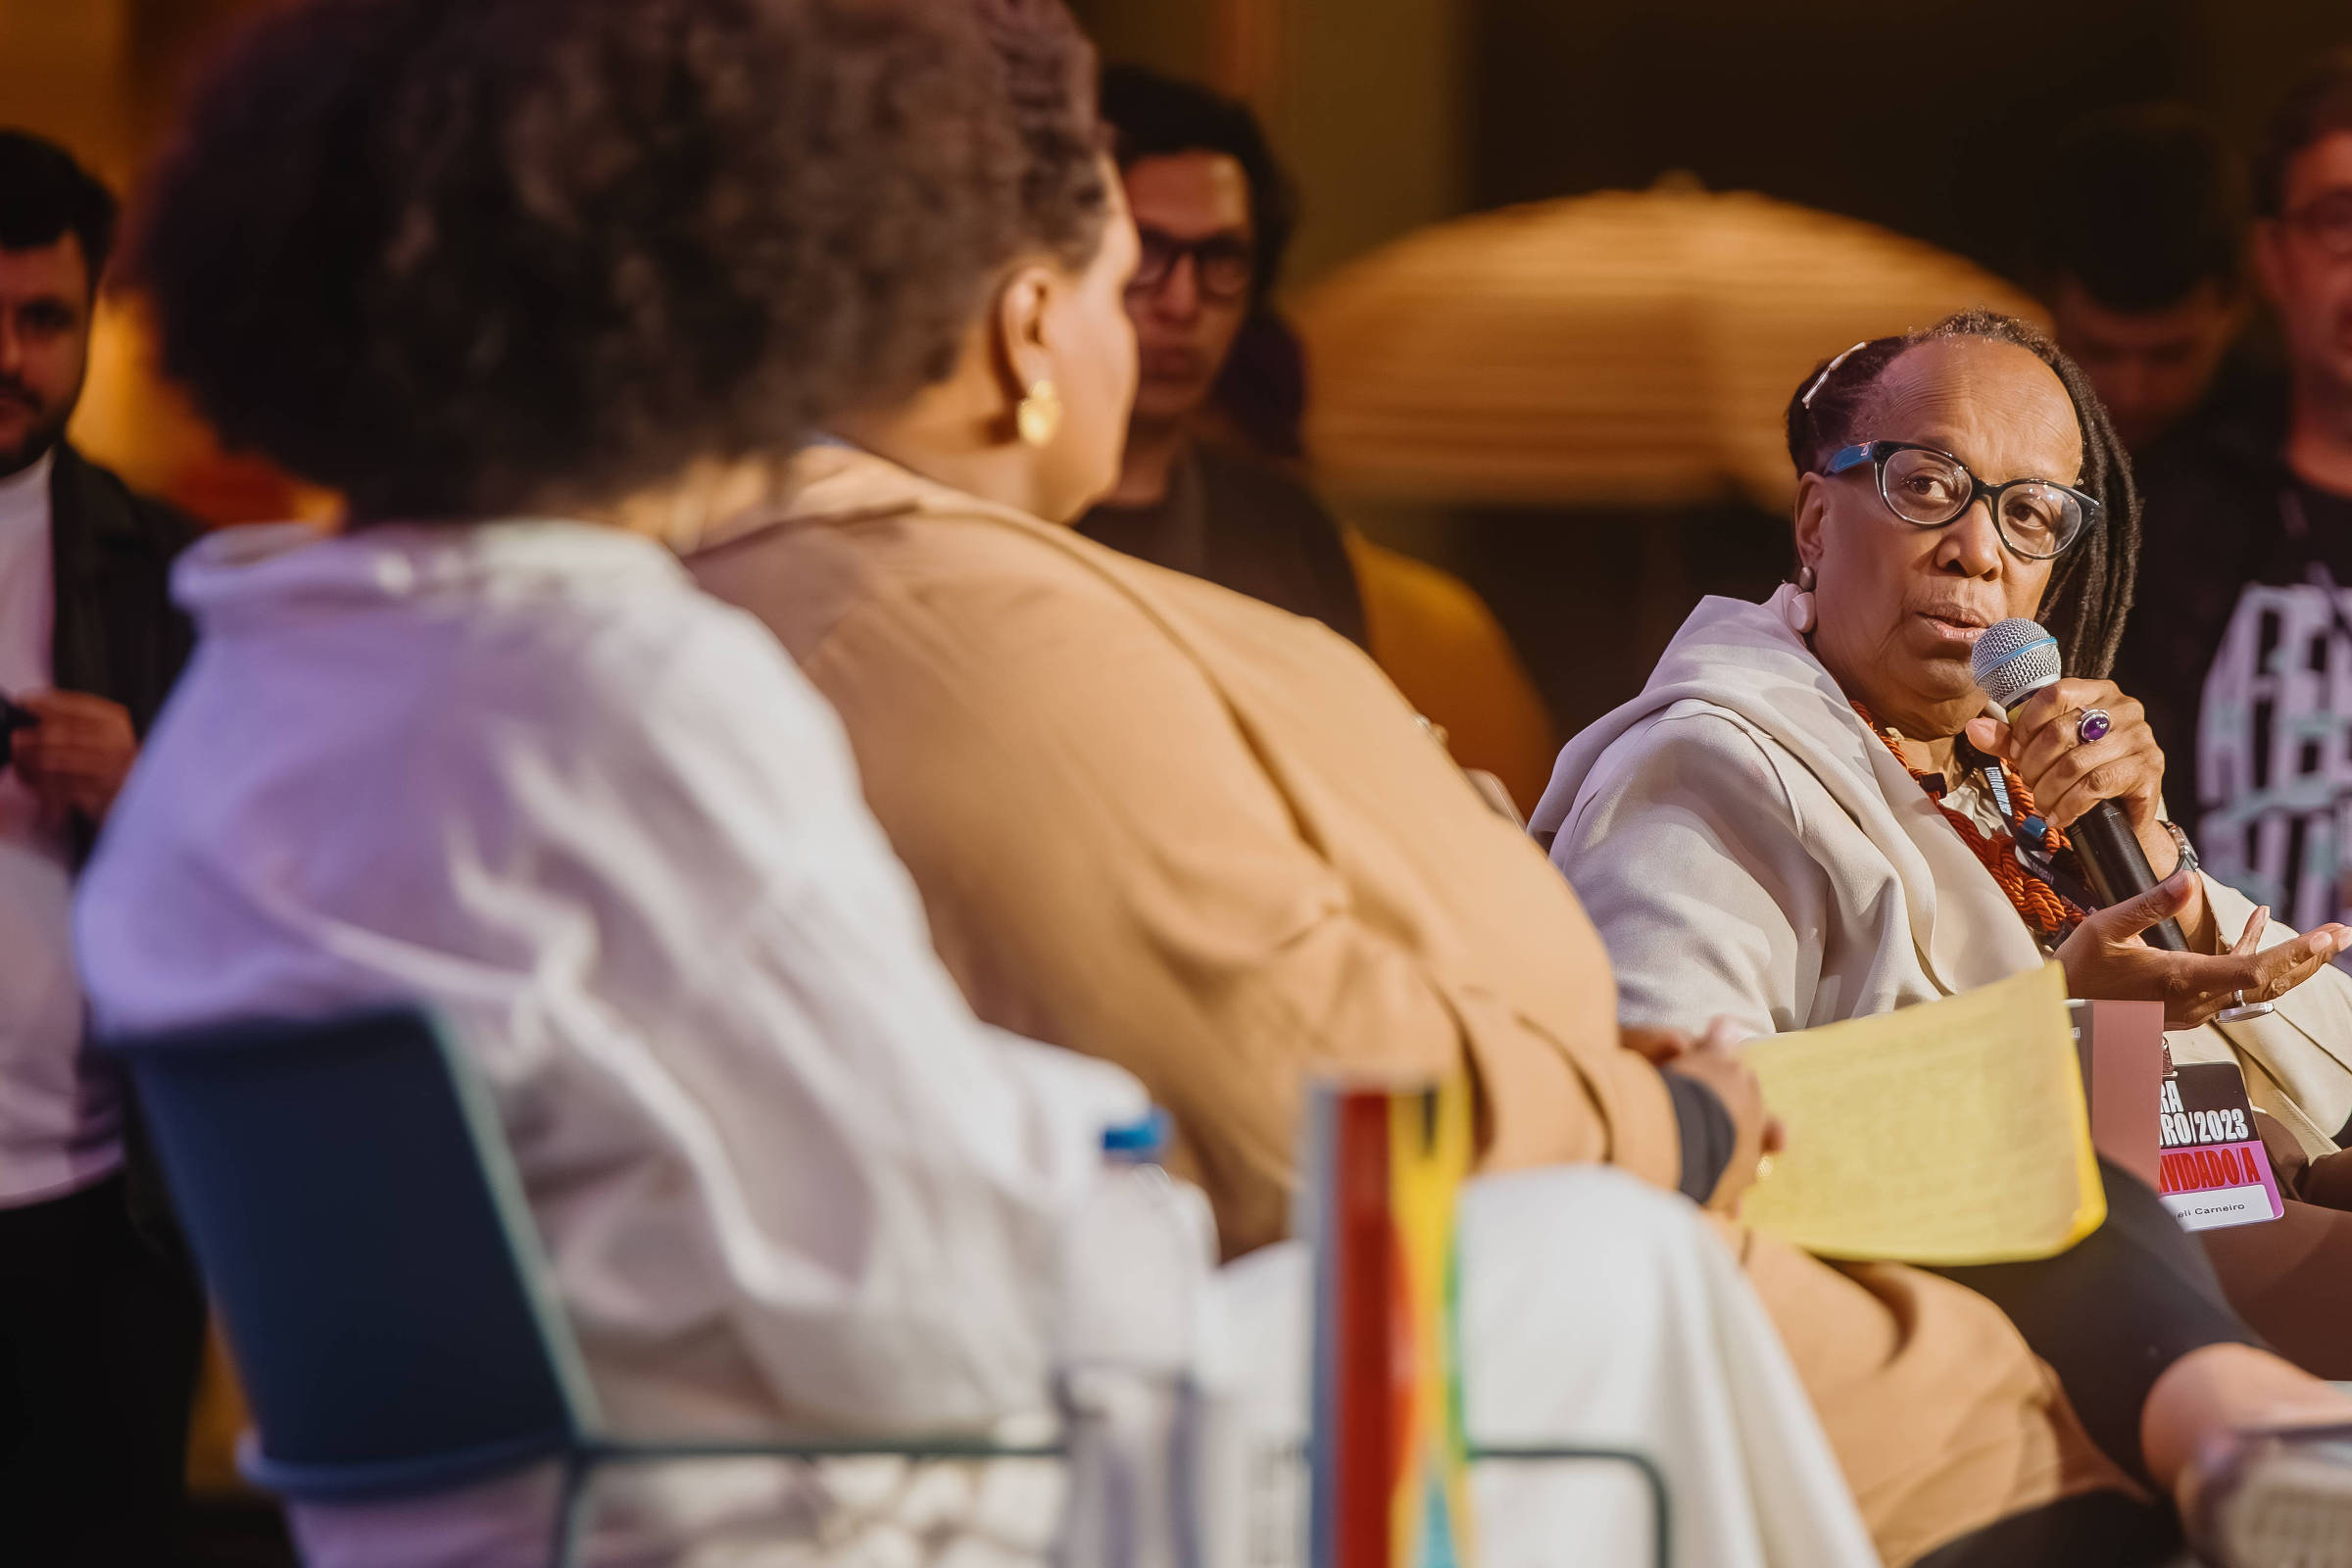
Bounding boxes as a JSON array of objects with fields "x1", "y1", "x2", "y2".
[{"x1": 1015, "y1": 379, "x2": 1063, "y2": 447}]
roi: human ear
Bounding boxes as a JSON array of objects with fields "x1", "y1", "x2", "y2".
[
  {"x1": 1791, "y1": 471, "x2": 1832, "y2": 577},
  {"x1": 990, "y1": 264, "x2": 1058, "y2": 413}
]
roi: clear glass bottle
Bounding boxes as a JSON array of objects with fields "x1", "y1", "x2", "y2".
[{"x1": 1054, "y1": 1108, "x2": 1240, "y2": 1568}]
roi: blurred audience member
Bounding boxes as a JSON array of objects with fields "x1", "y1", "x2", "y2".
[
  {"x1": 1081, "y1": 68, "x2": 1555, "y2": 810},
  {"x1": 75, "y1": 2, "x2": 1150, "y2": 1563},
  {"x1": 2034, "y1": 105, "x2": 2257, "y2": 457},
  {"x1": 0, "y1": 127, "x2": 202, "y2": 1561},
  {"x1": 1083, "y1": 71, "x2": 1331, "y2": 613},
  {"x1": 2118, "y1": 53, "x2": 2352, "y2": 936}
]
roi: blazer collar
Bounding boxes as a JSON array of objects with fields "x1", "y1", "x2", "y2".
[{"x1": 693, "y1": 441, "x2": 1073, "y2": 556}]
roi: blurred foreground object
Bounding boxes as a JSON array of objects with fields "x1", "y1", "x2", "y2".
[
  {"x1": 1294, "y1": 182, "x2": 2041, "y2": 512},
  {"x1": 1303, "y1": 1077, "x2": 1478, "y2": 1568},
  {"x1": 1298, "y1": 1076, "x2": 1679, "y2": 1568}
]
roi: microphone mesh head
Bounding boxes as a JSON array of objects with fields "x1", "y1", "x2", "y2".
[{"x1": 1971, "y1": 617, "x2": 2062, "y2": 710}]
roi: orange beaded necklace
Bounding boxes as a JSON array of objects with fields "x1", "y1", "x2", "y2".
[{"x1": 1852, "y1": 703, "x2": 2089, "y2": 941}]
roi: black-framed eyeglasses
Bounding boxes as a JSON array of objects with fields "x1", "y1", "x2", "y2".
[
  {"x1": 1129, "y1": 226, "x2": 1255, "y2": 303},
  {"x1": 1824, "y1": 441, "x2": 2097, "y2": 561},
  {"x1": 2282, "y1": 190, "x2": 2352, "y2": 262}
]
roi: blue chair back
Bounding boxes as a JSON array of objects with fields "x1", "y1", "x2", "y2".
[{"x1": 106, "y1": 1006, "x2": 600, "y2": 1502}]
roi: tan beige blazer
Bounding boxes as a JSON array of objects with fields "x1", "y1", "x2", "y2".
[{"x1": 691, "y1": 445, "x2": 1678, "y2": 1257}]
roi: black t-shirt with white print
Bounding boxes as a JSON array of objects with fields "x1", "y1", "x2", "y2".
[{"x1": 2121, "y1": 402, "x2": 2352, "y2": 935}]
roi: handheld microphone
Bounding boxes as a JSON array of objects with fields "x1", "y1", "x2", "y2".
[{"x1": 1970, "y1": 619, "x2": 2188, "y2": 952}]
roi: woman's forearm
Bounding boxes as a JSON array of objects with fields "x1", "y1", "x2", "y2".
[{"x1": 2134, "y1": 819, "x2": 2220, "y2": 951}]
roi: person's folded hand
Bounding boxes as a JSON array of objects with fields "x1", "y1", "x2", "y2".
[{"x1": 1641, "y1": 1016, "x2": 1786, "y2": 1214}]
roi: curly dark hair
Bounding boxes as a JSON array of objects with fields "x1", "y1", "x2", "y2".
[
  {"x1": 1785, "y1": 310, "x2": 2140, "y2": 680},
  {"x1": 975, "y1": 0, "x2": 1113, "y2": 272},
  {"x1": 129, "y1": 0, "x2": 1110, "y2": 520}
]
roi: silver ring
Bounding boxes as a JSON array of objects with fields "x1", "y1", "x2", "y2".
[
  {"x1": 2076, "y1": 708, "x2": 2113, "y2": 744},
  {"x1": 2218, "y1": 986, "x2": 2277, "y2": 1024}
]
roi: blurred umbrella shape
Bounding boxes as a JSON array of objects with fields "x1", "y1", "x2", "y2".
[{"x1": 1292, "y1": 179, "x2": 2045, "y2": 511}]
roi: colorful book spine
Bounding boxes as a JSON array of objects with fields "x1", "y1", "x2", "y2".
[{"x1": 1302, "y1": 1077, "x2": 1476, "y2": 1568}]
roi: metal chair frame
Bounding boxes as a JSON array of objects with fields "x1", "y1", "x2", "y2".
[{"x1": 111, "y1": 1005, "x2": 1670, "y2": 1568}]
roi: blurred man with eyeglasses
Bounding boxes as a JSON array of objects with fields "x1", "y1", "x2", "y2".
[
  {"x1": 1081, "y1": 68, "x2": 1556, "y2": 810},
  {"x1": 2118, "y1": 54, "x2": 2352, "y2": 954},
  {"x1": 1082, "y1": 68, "x2": 1363, "y2": 631}
]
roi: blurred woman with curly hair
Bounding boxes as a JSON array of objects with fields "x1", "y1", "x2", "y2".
[{"x1": 76, "y1": 1, "x2": 1152, "y2": 1563}]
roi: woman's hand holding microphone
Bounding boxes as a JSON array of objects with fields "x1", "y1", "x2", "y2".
[{"x1": 1966, "y1": 677, "x2": 2202, "y2": 936}]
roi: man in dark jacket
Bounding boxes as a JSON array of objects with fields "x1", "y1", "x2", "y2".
[{"x1": 0, "y1": 127, "x2": 202, "y2": 1562}]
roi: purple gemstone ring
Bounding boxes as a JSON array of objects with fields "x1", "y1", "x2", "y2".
[{"x1": 2076, "y1": 707, "x2": 2113, "y2": 745}]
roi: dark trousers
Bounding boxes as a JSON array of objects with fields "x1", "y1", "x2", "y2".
[
  {"x1": 1938, "y1": 1156, "x2": 2257, "y2": 1487},
  {"x1": 1917, "y1": 1158, "x2": 2262, "y2": 1568},
  {"x1": 1913, "y1": 1491, "x2": 2183, "y2": 1568},
  {"x1": 0, "y1": 1172, "x2": 206, "y2": 1563}
]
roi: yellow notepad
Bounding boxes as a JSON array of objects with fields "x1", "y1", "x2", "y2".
[{"x1": 1740, "y1": 960, "x2": 2106, "y2": 1266}]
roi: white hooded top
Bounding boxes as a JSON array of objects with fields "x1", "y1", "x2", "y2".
[
  {"x1": 74, "y1": 519, "x2": 1146, "y2": 1565},
  {"x1": 1534, "y1": 585, "x2": 2352, "y2": 1157}
]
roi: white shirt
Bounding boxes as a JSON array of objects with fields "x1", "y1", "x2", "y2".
[
  {"x1": 0, "y1": 450, "x2": 117, "y2": 1204},
  {"x1": 75, "y1": 519, "x2": 1147, "y2": 1565}
]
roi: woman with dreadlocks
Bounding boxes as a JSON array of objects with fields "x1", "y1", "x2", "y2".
[{"x1": 1541, "y1": 311, "x2": 2352, "y2": 1555}]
